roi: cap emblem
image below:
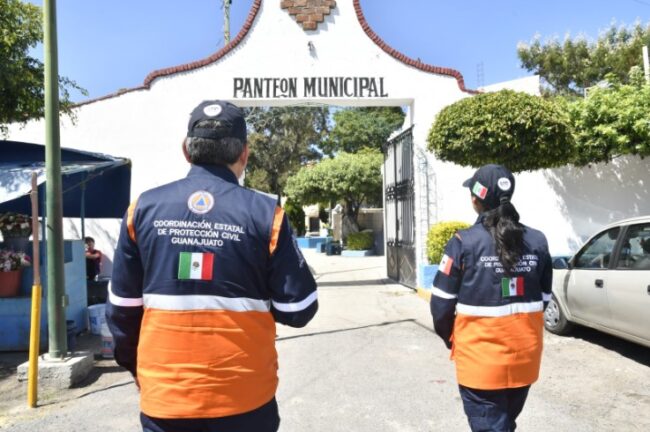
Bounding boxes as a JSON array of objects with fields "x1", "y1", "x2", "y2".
[
  {"x1": 497, "y1": 177, "x2": 512, "y2": 192},
  {"x1": 187, "y1": 191, "x2": 214, "y2": 214},
  {"x1": 203, "y1": 104, "x2": 222, "y2": 117}
]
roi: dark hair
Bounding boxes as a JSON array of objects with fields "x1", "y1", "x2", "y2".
[
  {"x1": 482, "y1": 201, "x2": 524, "y2": 275},
  {"x1": 84, "y1": 236, "x2": 95, "y2": 244},
  {"x1": 184, "y1": 119, "x2": 245, "y2": 165}
]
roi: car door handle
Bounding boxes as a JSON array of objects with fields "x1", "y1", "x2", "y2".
[
  {"x1": 595, "y1": 279, "x2": 604, "y2": 288},
  {"x1": 647, "y1": 285, "x2": 650, "y2": 295}
]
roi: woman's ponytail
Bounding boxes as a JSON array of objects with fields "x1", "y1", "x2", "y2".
[{"x1": 483, "y1": 201, "x2": 524, "y2": 275}]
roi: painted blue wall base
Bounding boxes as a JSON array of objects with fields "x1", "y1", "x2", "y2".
[
  {"x1": 418, "y1": 264, "x2": 439, "y2": 290},
  {"x1": 0, "y1": 240, "x2": 88, "y2": 352},
  {"x1": 341, "y1": 249, "x2": 374, "y2": 257},
  {"x1": 296, "y1": 236, "x2": 331, "y2": 249}
]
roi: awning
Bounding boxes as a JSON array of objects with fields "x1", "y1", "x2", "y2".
[{"x1": 0, "y1": 140, "x2": 131, "y2": 218}]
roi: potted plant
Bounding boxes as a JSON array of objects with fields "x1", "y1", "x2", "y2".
[
  {"x1": 0, "y1": 212, "x2": 32, "y2": 253},
  {"x1": 0, "y1": 249, "x2": 31, "y2": 297}
]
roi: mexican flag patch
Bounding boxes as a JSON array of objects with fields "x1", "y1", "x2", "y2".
[
  {"x1": 472, "y1": 181, "x2": 488, "y2": 199},
  {"x1": 440, "y1": 254, "x2": 454, "y2": 275},
  {"x1": 501, "y1": 277, "x2": 524, "y2": 297},
  {"x1": 178, "y1": 252, "x2": 214, "y2": 280}
]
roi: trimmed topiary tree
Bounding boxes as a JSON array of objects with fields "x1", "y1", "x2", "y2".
[
  {"x1": 427, "y1": 90, "x2": 574, "y2": 172},
  {"x1": 426, "y1": 221, "x2": 471, "y2": 264}
]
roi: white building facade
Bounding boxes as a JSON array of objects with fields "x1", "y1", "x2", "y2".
[{"x1": 7, "y1": 0, "x2": 650, "y2": 287}]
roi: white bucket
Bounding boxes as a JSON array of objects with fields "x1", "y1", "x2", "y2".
[
  {"x1": 88, "y1": 304, "x2": 106, "y2": 335},
  {"x1": 100, "y1": 321, "x2": 114, "y2": 359}
]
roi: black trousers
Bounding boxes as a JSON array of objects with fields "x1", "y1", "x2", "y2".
[
  {"x1": 458, "y1": 385, "x2": 531, "y2": 432},
  {"x1": 140, "y1": 398, "x2": 280, "y2": 432}
]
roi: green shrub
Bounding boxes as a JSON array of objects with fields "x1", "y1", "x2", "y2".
[
  {"x1": 284, "y1": 198, "x2": 306, "y2": 237},
  {"x1": 427, "y1": 90, "x2": 574, "y2": 172},
  {"x1": 346, "y1": 230, "x2": 374, "y2": 251},
  {"x1": 426, "y1": 221, "x2": 471, "y2": 264}
]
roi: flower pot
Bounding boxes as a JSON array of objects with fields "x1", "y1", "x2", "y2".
[
  {"x1": 0, "y1": 269, "x2": 22, "y2": 297},
  {"x1": 2, "y1": 236, "x2": 30, "y2": 254}
]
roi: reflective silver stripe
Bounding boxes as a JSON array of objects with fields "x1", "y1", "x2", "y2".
[
  {"x1": 143, "y1": 294, "x2": 271, "y2": 312},
  {"x1": 456, "y1": 301, "x2": 544, "y2": 317},
  {"x1": 432, "y1": 287, "x2": 458, "y2": 300},
  {"x1": 543, "y1": 293, "x2": 552, "y2": 302},
  {"x1": 272, "y1": 291, "x2": 318, "y2": 313},
  {"x1": 109, "y1": 286, "x2": 144, "y2": 307}
]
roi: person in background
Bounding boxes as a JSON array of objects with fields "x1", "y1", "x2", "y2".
[
  {"x1": 84, "y1": 236, "x2": 102, "y2": 280},
  {"x1": 430, "y1": 164, "x2": 552, "y2": 432},
  {"x1": 106, "y1": 100, "x2": 318, "y2": 432}
]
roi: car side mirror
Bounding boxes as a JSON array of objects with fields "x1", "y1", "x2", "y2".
[{"x1": 552, "y1": 257, "x2": 569, "y2": 270}]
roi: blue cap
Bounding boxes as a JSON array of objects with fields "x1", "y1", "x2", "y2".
[
  {"x1": 187, "y1": 100, "x2": 247, "y2": 142},
  {"x1": 462, "y1": 164, "x2": 515, "y2": 210}
]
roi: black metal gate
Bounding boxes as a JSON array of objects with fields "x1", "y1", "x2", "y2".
[{"x1": 384, "y1": 127, "x2": 416, "y2": 288}]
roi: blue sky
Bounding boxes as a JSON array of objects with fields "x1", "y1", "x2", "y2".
[{"x1": 27, "y1": 0, "x2": 649, "y2": 101}]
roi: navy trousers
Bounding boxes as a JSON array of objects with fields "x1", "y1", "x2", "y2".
[
  {"x1": 140, "y1": 398, "x2": 280, "y2": 432},
  {"x1": 458, "y1": 385, "x2": 531, "y2": 432}
]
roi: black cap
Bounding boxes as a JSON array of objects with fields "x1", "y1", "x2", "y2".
[
  {"x1": 187, "y1": 100, "x2": 247, "y2": 142},
  {"x1": 462, "y1": 164, "x2": 515, "y2": 210}
]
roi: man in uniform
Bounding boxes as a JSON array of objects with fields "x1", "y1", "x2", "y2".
[{"x1": 106, "y1": 100, "x2": 318, "y2": 432}]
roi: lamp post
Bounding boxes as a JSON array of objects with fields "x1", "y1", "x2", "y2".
[{"x1": 43, "y1": 0, "x2": 67, "y2": 359}]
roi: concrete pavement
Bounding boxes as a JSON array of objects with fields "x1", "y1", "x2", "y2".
[{"x1": 1, "y1": 250, "x2": 650, "y2": 431}]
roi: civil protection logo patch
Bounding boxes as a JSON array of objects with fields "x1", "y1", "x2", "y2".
[{"x1": 187, "y1": 191, "x2": 214, "y2": 214}]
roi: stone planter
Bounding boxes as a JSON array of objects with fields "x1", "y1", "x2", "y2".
[{"x1": 0, "y1": 269, "x2": 22, "y2": 297}]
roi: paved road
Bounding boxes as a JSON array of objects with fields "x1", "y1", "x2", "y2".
[{"x1": 1, "y1": 250, "x2": 649, "y2": 431}]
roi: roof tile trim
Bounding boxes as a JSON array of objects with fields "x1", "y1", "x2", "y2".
[
  {"x1": 75, "y1": 0, "x2": 475, "y2": 107},
  {"x1": 74, "y1": 0, "x2": 263, "y2": 108},
  {"x1": 352, "y1": 0, "x2": 477, "y2": 94}
]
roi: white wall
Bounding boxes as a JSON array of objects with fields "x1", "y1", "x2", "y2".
[{"x1": 8, "y1": 0, "x2": 647, "y2": 279}]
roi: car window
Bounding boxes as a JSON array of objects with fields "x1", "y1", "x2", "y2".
[
  {"x1": 616, "y1": 223, "x2": 650, "y2": 270},
  {"x1": 574, "y1": 227, "x2": 621, "y2": 269}
]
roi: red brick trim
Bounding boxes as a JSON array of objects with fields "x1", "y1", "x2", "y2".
[
  {"x1": 74, "y1": 0, "x2": 263, "y2": 108},
  {"x1": 74, "y1": 0, "x2": 475, "y2": 108},
  {"x1": 353, "y1": 0, "x2": 478, "y2": 95}
]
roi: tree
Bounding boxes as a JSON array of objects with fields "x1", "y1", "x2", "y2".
[
  {"x1": 321, "y1": 107, "x2": 405, "y2": 154},
  {"x1": 518, "y1": 22, "x2": 650, "y2": 96},
  {"x1": 0, "y1": 0, "x2": 85, "y2": 133},
  {"x1": 284, "y1": 149, "x2": 383, "y2": 231},
  {"x1": 568, "y1": 76, "x2": 650, "y2": 165},
  {"x1": 427, "y1": 90, "x2": 574, "y2": 172},
  {"x1": 244, "y1": 106, "x2": 328, "y2": 197}
]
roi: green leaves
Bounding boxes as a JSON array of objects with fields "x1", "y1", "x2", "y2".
[
  {"x1": 285, "y1": 149, "x2": 383, "y2": 228},
  {"x1": 0, "y1": 0, "x2": 86, "y2": 133},
  {"x1": 568, "y1": 83, "x2": 650, "y2": 164},
  {"x1": 518, "y1": 22, "x2": 650, "y2": 96},
  {"x1": 322, "y1": 107, "x2": 405, "y2": 155},
  {"x1": 427, "y1": 90, "x2": 574, "y2": 172}
]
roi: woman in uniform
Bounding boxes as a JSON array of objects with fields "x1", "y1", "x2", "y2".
[{"x1": 430, "y1": 164, "x2": 553, "y2": 432}]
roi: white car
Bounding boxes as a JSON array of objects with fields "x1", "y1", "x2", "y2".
[{"x1": 544, "y1": 216, "x2": 650, "y2": 348}]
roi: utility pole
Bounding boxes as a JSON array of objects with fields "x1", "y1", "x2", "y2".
[
  {"x1": 223, "y1": 0, "x2": 232, "y2": 45},
  {"x1": 643, "y1": 46, "x2": 649, "y2": 84},
  {"x1": 43, "y1": 0, "x2": 67, "y2": 359}
]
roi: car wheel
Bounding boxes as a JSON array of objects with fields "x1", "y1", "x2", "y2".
[{"x1": 544, "y1": 294, "x2": 573, "y2": 335}]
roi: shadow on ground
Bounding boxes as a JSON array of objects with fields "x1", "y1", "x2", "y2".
[{"x1": 564, "y1": 326, "x2": 650, "y2": 367}]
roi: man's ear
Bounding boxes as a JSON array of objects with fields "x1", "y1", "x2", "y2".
[
  {"x1": 182, "y1": 138, "x2": 191, "y2": 163},
  {"x1": 240, "y1": 143, "x2": 249, "y2": 166}
]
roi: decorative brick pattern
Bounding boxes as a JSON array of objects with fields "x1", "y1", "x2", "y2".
[{"x1": 281, "y1": 0, "x2": 337, "y2": 31}]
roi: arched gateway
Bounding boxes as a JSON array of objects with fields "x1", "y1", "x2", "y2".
[{"x1": 9, "y1": 0, "x2": 650, "y2": 289}]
